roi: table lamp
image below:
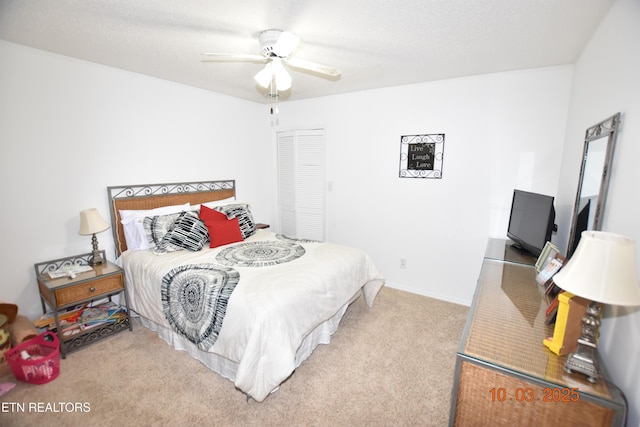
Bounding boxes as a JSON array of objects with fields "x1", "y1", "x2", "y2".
[
  {"x1": 552, "y1": 230, "x2": 640, "y2": 382},
  {"x1": 79, "y1": 208, "x2": 110, "y2": 265}
]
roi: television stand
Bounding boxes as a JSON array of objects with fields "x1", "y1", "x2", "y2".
[
  {"x1": 510, "y1": 242, "x2": 525, "y2": 253},
  {"x1": 484, "y1": 239, "x2": 537, "y2": 266},
  {"x1": 508, "y1": 242, "x2": 540, "y2": 258}
]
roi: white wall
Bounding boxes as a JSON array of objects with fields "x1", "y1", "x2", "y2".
[
  {"x1": 0, "y1": 40, "x2": 275, "y2": 320},
  {"x1": 275, "y1": 66, "x2": 572, "y2": 305},
  {"x1": 555, "y1": 0, "x2": 640, "y2": 424}
]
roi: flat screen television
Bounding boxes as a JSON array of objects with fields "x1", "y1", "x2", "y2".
[{"x1": 506, "y1": 189, "x2": 556, "y2": 257}]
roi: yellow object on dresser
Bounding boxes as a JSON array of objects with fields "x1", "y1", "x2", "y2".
[{"x1": 543, "y1": 291, "x2": 592, "y2": 356}]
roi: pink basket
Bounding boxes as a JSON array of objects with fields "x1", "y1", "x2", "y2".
[{"x1": 6, "y1": 331, "x2": 60, "y2": 384}]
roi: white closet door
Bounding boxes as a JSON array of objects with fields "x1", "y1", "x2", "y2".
[
  {"x1": 277, "y1": 133, "x2": 297, "y2": 236},
  {"x1": 277, "y1": 129, "x2": 326, "y2": 241}
]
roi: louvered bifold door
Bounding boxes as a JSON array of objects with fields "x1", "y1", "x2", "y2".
[
  {"x1": 295, "y1": 131, "x2": 325, "y2": 241},
  {"x1": 277, "y1": 133, "x2": 297, "y2": 237},
  {"x1": 277, "y1": 129, "x2": 326, "y2": 241}
]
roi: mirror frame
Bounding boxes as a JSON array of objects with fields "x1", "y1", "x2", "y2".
[{"x1": 567, "y1": 112, "x2": 621, "y2": 257}]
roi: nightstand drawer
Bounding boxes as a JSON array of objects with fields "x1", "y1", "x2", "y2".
[{"x1": 55, "y1": 274, "x2": 124, "y2": 306}]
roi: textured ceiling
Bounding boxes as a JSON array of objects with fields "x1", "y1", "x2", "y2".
[{"x1": 0, "y1": 0, "x2": 614, "y2": 104}]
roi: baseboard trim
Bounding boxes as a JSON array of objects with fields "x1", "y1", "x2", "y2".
[{"x1": 383, "y1": 281, "x2": 472, "y2": 307}]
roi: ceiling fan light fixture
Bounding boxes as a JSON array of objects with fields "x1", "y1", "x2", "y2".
[
  {"x1": 272, "y1": 59, "x2": 292, "y2": 91},
  {"x1": 254, "y1": 62, "x2": 273, "y2": 88}
]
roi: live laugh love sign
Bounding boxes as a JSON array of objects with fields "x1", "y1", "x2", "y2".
[{"x1": 399, "y1": 134, "x2": 445, "y2": 178}]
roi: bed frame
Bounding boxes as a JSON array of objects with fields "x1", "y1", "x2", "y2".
[{"x1": 107, "y1": 179, "x2": 235, "y2": 257}]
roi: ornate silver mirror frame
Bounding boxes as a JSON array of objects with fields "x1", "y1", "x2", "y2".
[{"x1": 566, "y1": 113, "x2": 621, "y2": 257}]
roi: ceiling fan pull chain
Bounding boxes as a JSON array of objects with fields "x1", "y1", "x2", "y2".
[{"x1": 269, "y1": 74, "x2": 279, "y2": 124}]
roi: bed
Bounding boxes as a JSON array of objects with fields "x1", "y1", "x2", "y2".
[{"x1": 107, "y1": 180, "x2": 384, "y2": 401}]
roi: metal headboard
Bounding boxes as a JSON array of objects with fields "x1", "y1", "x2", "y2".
[{"x1": 107, "y1": 180, "x2": 235, "y2": 257}]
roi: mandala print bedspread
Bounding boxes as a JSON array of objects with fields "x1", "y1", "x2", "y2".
[
  {"x1": 161, "y1": 264, "x2": 240, "y2": 350},
  {"x1": 161, "y1": 240, "x2": 306, "y2": 350},
  {"x1": 215, "y1": 240, "x2": 306, "y2": 267}
]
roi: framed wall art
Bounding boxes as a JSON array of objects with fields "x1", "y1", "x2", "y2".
[{"x1": 399, "y1": 134, "x2": 445, "y2": 178}]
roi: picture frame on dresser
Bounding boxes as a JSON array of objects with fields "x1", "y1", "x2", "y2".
[
  {"x1": 536, "y1": 251, "x2": 567, "y2": 289},
  {"x1": 535, "y1": 241, "x2": 560, "y2": 273}
]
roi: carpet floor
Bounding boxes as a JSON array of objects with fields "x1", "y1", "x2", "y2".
[{"x1": 0, "y1": 286, "x2": 469, "y2": 427}]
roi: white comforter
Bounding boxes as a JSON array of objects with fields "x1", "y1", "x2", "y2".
[{"x1": 120, "y1": 230, "x2": 384, "y2": 401}]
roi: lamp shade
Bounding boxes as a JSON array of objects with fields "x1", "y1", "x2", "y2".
[
  {"x1": 79, "y1": 208, "x2": 110, "y2": 235},
  {"x1": 553, "y1": 231, "x2": 640, "y2": 306}
]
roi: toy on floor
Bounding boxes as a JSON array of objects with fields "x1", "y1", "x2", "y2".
[{"x1": 0, "y1": 382, "x2": 16, "y2": 396}]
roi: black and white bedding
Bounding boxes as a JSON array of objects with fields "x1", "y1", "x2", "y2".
[{"x1": 120, "y1": 229, "x2": 384, "y2": 401}]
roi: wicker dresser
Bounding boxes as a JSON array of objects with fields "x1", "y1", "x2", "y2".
[{"x1": 449, "y1": 239, "x2": 627, "y2": 426}]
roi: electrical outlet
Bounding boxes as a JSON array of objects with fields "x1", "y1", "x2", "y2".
[{"x1": 400, "y1": 258, "x2": 407, "y2": 269}]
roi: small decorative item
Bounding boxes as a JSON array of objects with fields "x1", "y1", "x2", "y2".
[
  {"x1": 535, "y1": 255, "x2": 564, "y2": 287},
  {"x1": 535, "y1": 249, "x2": 567, "y2": 298},
  {"x1": 399, "y1": 134, "x2": 445, "y2": 178},
  {"x1": 0, "y1": 314, "x2": 10, "y2": 363}
]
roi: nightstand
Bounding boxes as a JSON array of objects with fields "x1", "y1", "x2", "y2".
[{"x1": 34, "y1": 251, "x2": 132, "y2": 358}]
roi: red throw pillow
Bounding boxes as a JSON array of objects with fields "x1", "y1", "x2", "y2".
[
  {"x1": 200, "y1": 205, "x2": 243, "y2": 248},
  {"x1": 199, "y1": 204, "x2": 221, "y2": 223}
]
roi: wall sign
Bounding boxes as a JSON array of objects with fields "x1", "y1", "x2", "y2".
[{"x1": 399, "y1": 134, "x2": 445, "y2": 178}]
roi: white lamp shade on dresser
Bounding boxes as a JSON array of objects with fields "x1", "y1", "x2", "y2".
[{"x1": 553, "y1": 231, "x2": 640, "y2": 306}]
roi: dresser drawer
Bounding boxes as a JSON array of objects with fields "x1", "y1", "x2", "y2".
[{"x1": 54, "y1": 273, "x2": 124, "y2": 306}]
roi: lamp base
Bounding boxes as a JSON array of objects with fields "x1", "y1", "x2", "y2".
[
  {"x1": 564, "y1": 302, "x2": 602, "y2": 383},
  {"x1": 564, "y1": 340, "x2": 600, "y2": 383},
  {"x1": 89, "y1": 251, "x2": 105, "y2": 266},
  {"x1": 89, "y1": 234, "x2": 105, "y2": 266}
]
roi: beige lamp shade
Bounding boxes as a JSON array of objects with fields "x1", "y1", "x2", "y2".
[
  {"x1": 553, "y1": 231, "x2": 640, "y2": 306},
  {"x1": 79, "y1": 208, "x2": 110, "y2": 235}
]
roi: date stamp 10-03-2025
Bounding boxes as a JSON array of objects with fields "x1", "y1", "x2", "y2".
[{"x1": 489, "y1": 387, "x2": 581, "y2": 403}]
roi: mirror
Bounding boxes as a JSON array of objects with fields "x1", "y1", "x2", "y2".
[{"x1": 567, "y1": 113, "x2": 621, "y2": 257}]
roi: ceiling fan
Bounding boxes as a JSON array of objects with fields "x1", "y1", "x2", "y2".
[{"x1": 201, "y1": 29, "x2": 341, "y2": 93}]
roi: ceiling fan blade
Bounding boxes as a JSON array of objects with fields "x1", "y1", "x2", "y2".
[
  {"x1": 286, "y1": 57, "x2": 341, "y2": 77},
  {"x1": 200, "y1": 53, "x2": 266, "y2": 63},
  {"x1": 272, "y1": 31, "x2": 300, "y2": 57}
]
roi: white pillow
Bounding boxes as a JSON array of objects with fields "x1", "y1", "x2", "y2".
[
  {"x1": 120, "y1": 203, "x2": 190, "y2": 251},
  {"x1": 191, "y1": 197, "x2": 236, "y2": 211}
]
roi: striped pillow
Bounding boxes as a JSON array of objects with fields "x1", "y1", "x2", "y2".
[
  {"x1": 164, "y1": 211, "x2": 209, "y2": 252},
  {"x1": 144, "y1": 211, "x2": 208, "y2": 254},
  {"x1": 213, "y1": 204, "x2": 256, "y2": 240}
]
